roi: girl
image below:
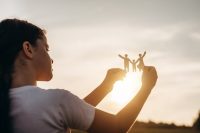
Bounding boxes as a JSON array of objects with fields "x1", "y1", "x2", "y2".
[{"x1": 0, "y1": 19, "x2": 157, "y2": 133}]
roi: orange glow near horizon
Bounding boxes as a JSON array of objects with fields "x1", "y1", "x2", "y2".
[{"x1": 111, "y1": 71, "x2": 142, "y2": 105}]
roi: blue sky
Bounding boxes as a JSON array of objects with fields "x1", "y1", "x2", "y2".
[{"x1": 1, "y1": 0, "x2": 200, "y2": 126}]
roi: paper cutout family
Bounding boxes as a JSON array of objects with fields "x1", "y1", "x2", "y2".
[{"x1": 119, "y1": 51, "x2": 146, "y2": 72}]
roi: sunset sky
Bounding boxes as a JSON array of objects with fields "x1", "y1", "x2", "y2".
[{"x1": 1, "y1": 0, "x2": 200, "y2": 126}]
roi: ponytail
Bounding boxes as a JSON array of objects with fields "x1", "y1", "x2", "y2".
[
  {"x1": 0, "y1": 19, "x2": 44, "y2": 133},
  {"x1": 0, "y1": 60, "x2": 14, "y2": 133}
]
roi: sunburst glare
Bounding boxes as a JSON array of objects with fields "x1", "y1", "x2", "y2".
[{"x1": 111, "y1": 71, "x2": 142, "y2": 105}]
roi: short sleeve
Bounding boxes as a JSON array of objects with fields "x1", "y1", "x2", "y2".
[{"x1": 58, "y1": 89, "x2": 95, "y2": 131}]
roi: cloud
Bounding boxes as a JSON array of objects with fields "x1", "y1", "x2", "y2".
[
  {"x1": 1, "y1": 0, "x2": 200, "y2": 125},
  {"x1": 189, "y1": 32, "x2": 200, "y2": 41}
]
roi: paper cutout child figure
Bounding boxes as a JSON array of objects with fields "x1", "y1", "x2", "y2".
[
  {"x1": 118, "y1": 54, "x2": 131, "y2": 72},
  {"x1": 137, "y1": 51, "x2": 146, "y2": 71},
  {"x1": 130, "y1": 59, "x2": 139, "y2": 72}
]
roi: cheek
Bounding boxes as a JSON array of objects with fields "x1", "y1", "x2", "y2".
[
  {"x1": 36, "y1": 53, "x2": 51, "y2": 70},
  {"x1": 44, "y1": 54, "x2": 53, "y2": 71},
  {"x1": 36, "y1": 57, "x2": 53, "y2": 81}
]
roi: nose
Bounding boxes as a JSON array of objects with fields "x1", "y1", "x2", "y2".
[{"x1": 51, "y1": 59, "x2": 54, "y2": 64}]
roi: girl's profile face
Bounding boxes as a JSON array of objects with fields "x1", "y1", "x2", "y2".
[{"x1": 33, "y1": 35, "x2": 53, "y2": 81}]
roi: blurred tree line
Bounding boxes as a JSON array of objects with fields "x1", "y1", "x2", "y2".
[
  {"x1": 71, "y1": 110, "x2": 200, "y2": 133},
  {"x1": 193, "y1": 111, "x2": 200, "y2": 130}
]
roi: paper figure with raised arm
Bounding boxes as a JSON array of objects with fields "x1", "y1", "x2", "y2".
[
  {"x1": 130, "y1": 59, "x2": 139, "y2": 72},
  {"x1": 118, "y1": 54, "x2": 131, "y2": 72},
  {"x1": 137, "y1": 51, "x2": 146, "y2": 71}
]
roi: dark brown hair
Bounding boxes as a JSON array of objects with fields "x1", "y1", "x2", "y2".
[{"x1": 0, "y1": 19, "x2": 44, "y2": 133}]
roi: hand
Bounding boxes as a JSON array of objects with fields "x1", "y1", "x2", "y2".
[
  {"x1": 142, "y1": 66, "x2": 158, "y2": 90},
  {"x1": 102, "y1": 68, "x2": 126, "y2": 91}
]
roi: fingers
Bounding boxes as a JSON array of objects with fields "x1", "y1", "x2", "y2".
[
  {"x1": 108, "y1": 68, "x2": 125, "y2": 72},
  {"x1": 143, "y1": 66, "x2": 158, "y2": 78},
  {"x1": 143, "y1": 66, "x2": 155, "y2": 72},
  {"x1": 106, "y1": 68, "x2": 126, "y2": 81},
  {"x1": 142, "y1": 66, "x2": 158, "y2": 89},
  {"x1": 108, "y1": 68, "x2": 126, "y2": 76}
]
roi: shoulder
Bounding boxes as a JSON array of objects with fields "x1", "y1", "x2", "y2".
[
  {"x1": 40, "y1": 88, "x2": 86, "y2": 108},
  {"x1": 44, "y1": 88, "x2": 78, "y2": 100},
  {"x1": 34, "y1": 87, "x2": 79, "y2": 103},
  {"x1": 11, "y1": 85, "x2": 78, "y2": 104}
]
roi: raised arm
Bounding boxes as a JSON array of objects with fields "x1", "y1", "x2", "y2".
[
  {"x1": 142, "y1": 51, "x2": 146, "y2": 58},
  {"x1": 84, "y1": 68, "x2": 125, "y2": 106},
  {"x1": 88, "y1": 66, "x2": 158, "y2": 133},
  {"x1": 118, "y1": 54, "x2": 125, "y2": 59}
]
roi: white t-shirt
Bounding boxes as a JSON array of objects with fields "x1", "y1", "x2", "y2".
[{"x1": 10, "y1": 85, "x2": 95, "y2": 133}]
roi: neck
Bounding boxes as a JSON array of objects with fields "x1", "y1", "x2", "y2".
[
  {"x1": 11, "y1": 71, "x2": 37, "y2": 88},
  {"x1": 11, "y1": 61, "x2": 37, "y2": 88},
  {"x1": 11, "y1": 79, "x2": 37, "y2": 88}
]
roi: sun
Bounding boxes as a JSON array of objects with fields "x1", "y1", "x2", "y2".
[{"x1": 111, "y1": 71, "x2": 142, "y2": 105}]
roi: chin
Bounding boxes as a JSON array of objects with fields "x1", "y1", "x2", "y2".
[
  {"x1": 46, "y1": 73, "x2": 53, "y2": 81},
  {"x1": 38, "y1": 73, "x2": 53, "y2": 81}
]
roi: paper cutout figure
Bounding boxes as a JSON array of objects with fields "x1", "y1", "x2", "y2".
[
  {"x1": 136, "y1": 51, "x2": 146, "y2": 71},
  {"x1": 118, "y1": 54, "x2": 131, "y2": 72},
  {"x1": 130, "y1": 59, "x2": 139, "y2": 72}
]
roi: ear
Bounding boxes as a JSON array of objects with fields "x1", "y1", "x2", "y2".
[{"x1": 22, "y1": 41, "x2": 35, "y2": 59}]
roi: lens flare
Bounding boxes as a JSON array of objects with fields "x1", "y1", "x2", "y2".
[{"x1": 111, "y1": 71, "x2": 142, "y2": 105}]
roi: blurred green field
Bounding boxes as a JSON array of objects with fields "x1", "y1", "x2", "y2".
[
  {"x1": 70, "y1": 107, "x2": 200, "y2": 133},
  {"x1": 131, "y1": 128, "x2": 199, "y2": 133},
  {"x1": 71, "y1": 128, "x2": 199, "y2": 133}
]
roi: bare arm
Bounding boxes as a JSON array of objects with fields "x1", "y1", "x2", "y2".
[
  {"x1": 135, "y1": 57, "x2": 140, "y2": 63},
  {"x1": 88, "y1": 66, "x2": 158, "y2": 133},
  {"x1": 116, "y1": 66, "x2": 157, "y2": 132},
  {"x1": 84, "y1": 68, "x2": 125, "y2": 106},
  {"x1": 142, "y1": 51, "x2": 146, "y2": 58},
  {"x1": 135, "y1": 58, "x2": 139, "y2": 64},
  {"x1": 84, "y1": 82, "x2": 111, "y2": 107},
  {"x1": 118, "y1": 54, "x2": 125, "y2": 59}
]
